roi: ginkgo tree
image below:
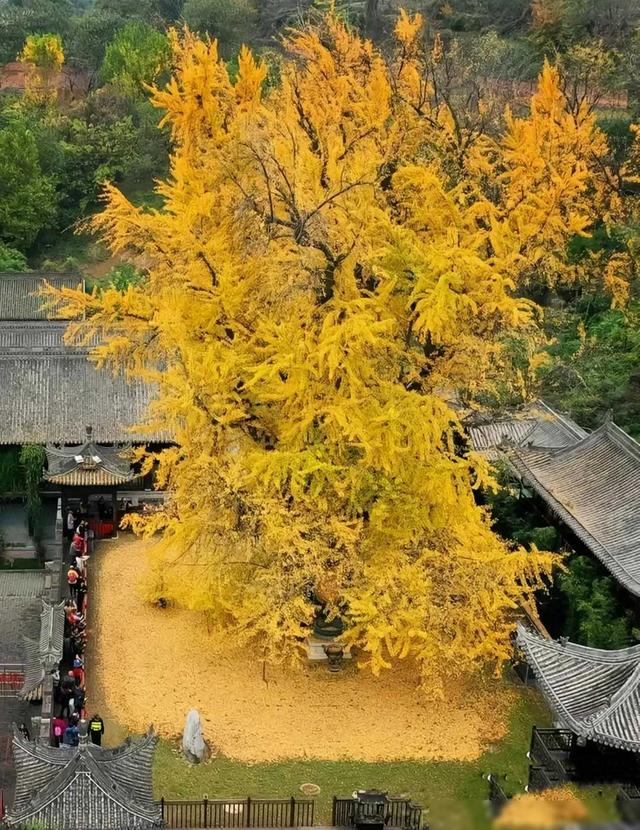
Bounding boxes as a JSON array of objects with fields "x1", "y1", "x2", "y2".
[
  {"x1": 47, "y1": 12, "x2": 611, "y2": 691},
  {"x1": 19, "y1": 33, "x2": 65, "y2": 101}
]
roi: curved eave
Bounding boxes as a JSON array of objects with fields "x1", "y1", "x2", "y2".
[
  {"x1": 517, "y1": 626, "x2": 640, "y2": 753},
  {"x1": 44, "y1": 470, "x2": 140, "y2": 486}
]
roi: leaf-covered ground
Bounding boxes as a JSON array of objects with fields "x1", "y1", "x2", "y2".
[
  {"x1": 83, "y1": 537, "x2": 619, "y2": 829},
  {"x1": 87, "y1": 537, "x2": 524, "y2": 764}
]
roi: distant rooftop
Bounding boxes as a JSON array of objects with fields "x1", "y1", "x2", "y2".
[
  {"x1": 466, "y1": 400, "x2": 587, "y2": 458},
  {"x1": 0, "y1": 273, "x2": 83, "y2": 321}
]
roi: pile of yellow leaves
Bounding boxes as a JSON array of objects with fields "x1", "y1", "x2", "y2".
[
  {"x1": 47, "y1": 12, "x2": 610, "y2": 692},
  {"x1": 494, "y1": 788, "x2": 588, "y2": 829}
]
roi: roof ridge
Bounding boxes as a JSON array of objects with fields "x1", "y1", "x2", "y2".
[
  {"x1": 517, "y1": 623, "x2": 640, "y2": 663},
  {"x1": 532, "y1": 399, "x2": 588, "y2": 440},
  {"x1": 603, "y1": 421, "x2": 640, "y2": 462}
]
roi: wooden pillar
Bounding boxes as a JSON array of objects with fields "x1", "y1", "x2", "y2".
[{"x1": 111, "y1": 486, "x2": 117, "y2": 538}]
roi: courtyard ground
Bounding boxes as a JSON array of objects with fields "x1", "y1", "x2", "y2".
[{"x1": 84, "y1": 537, "x2": 618, "y2": 830}]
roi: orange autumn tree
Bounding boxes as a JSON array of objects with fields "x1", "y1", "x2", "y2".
[{"x1": 46, "y1": 14, "x2": 608, "y2": 690}]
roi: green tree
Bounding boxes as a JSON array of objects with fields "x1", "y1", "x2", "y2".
[
  {"x1": 181, "y1": 0, "x2": 257, "y2": 55},
  {"x1": 558, "y1": 556, "x2": 633, "y2": 649},
  {"x1": 106, "y1": 263, "x2": 146, "y2": 290},
  {"x1": 101, "y1": 21, "x2": 171, "y2": 95},
  {"x1": 0, "y1": 243, "x2": 28, "y2": 271},
  {"x1": 0, "y1": 117, "x2": 57, "y2": 249},
  {"x1": 19, "y1": 444, "x2": 45, "y2": 542},
  {"x1": 67, "y1": 10, "x2": 123, "y2": 75},
  {"x1": 539, "y1": 302, "x2": 640, "y2": 437},
  {"x1": 95, "y1": 0, "x2": 184, "y2": 25},
  {"x1": 56, "y1": 115, "x2": 141, "y2": 216},
  {"x1": 0, "y1": 0, "x2": 72, "y2": 64}
]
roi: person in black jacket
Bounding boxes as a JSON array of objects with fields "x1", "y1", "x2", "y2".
[{"x1": 88, "y1": 713, "x2": 105, "y2": 746}]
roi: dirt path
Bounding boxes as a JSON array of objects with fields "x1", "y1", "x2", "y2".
[{"x1": 86, "y1": 536, "x2": 515, "y2": 761}]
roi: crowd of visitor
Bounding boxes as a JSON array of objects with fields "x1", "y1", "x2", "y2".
[{"x1": 42, "y1": 512, "x2": 105, "y2": 748}]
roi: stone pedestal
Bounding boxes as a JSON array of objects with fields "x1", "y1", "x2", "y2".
[{"x1": 305, "y1": 635, "x2": 352, "y2": 661}]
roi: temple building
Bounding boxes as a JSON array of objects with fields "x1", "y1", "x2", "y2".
[
  {"x1": 5, "y1": 728, "x2": 162, "y2": 829},
  {"x1": 518, "y1": 624, "x2": 640, "y2": 753},
  {"x1": 467, "y1": 401, "x2": 640, "y2": 599},
  {"x1": 506, "y1": 419, "x2": 640, "y2": 598},
  {"x1": 0, "y1": 272, "x2": 156, "y2": 445},
  {"x1": 0, "y1": 272, "x2": 167, "y2": 549},
  {"x1": 516, "y1": 624, "x2": 640, "y2": 794}
]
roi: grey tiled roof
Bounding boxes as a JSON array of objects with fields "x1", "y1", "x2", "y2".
[
  {"x1": 0, "y1": 571, "x2": 47, "y2": 598},
  {"x1": 7, "y1": 729, "x2": 161, "y2": 828},
  {"x1": 0, "y1": 273, "x2": 83, "y2": 320},
  {"x1": 0, "y1": 274, "x2": 166, "y2": 444},
  {"x1": 467, "y1": 400, "x2": 587, "y2": 458},
  {"x1": 508, "y1": 422, "x2": 640, "y2": 596},
  {"x1": 0, "y1": 321, "x2": 87, "y2": 351},
  {"x1": 0, "y1": 350, "x2": 161, "y2": 444},
  {"x1": 517, "y1": 625, "x2": 640, "y2": 752},
  {"x1": 19, "y1": 600, "x2": 64, "y2": 699},
  {"x1": 0, "y1": 598, "x2": 42, "y2": 663}
]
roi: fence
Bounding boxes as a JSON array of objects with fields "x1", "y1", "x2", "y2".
[
  {"x1": 331, "y1": 797, "x2": 422, "y2": 830},
  {"x1": 529, "y1": 728, "x2": 572, "y2": 785},
  {"x1": 487, "y1": 775, "x2": 510, "y2": 817},
  {"x1": 160, "y1": 797, "x2": 315, "y2": 829},
  {"x1": 617, "y1": 785, "x2": 640, "y2": 822},
  {"x1": 527, "y1": 765, "x2": 555, "y2": 793}
]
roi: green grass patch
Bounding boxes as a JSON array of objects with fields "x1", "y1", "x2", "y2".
[{"x1": 153, "y1": 688, "x2": 556, "y2": 830}]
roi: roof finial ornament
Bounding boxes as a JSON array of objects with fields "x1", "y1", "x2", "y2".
[
  {"x1": 78, "y1": 719, "x2": 89, "y2": 746},
  {"x1": 558, "y1": 636, "x2": 569, "y2": 647},
  {"x1": 85, "y1": 425, "x2": 93, "y2": 439}
]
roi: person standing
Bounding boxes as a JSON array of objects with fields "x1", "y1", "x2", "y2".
[
  {"x1": 67, "y1": 566, "x2": 79, "y2": 600},
  {"x1": 52, "y1": 716, "x2": 66, "y2": 748},
  {"x1": 73, "y1": 686, "x2": 85, "y2": 717},
  {"x1": 88, "y1": 714, "x2": 104, "y2": 746},
  {"x1": 66, "y1": 508, "x2": 75, "y2": 540},
  {"x1": 76, "y1": 577, "x2": 87, "y2": 614},
  {"x1": 69, "y1": 531, "x2": 84, "y2": 567},
  {"x1": 63, "y1": 718, "x2": 80, "y2": 747}
]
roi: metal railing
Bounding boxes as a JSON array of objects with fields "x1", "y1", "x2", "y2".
[
  {"x1": 527, "y1": 765, "x2": 555, "y2": 793},
  {"x1": 529, "y1": 728, "x2": 572, "y2": 784},
  {"x1": 160, "y1": 797, "x2": 314, "y2": 829},
  {"x1": 487, "y1": 775, "x2": 510, "y2": 817}
]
